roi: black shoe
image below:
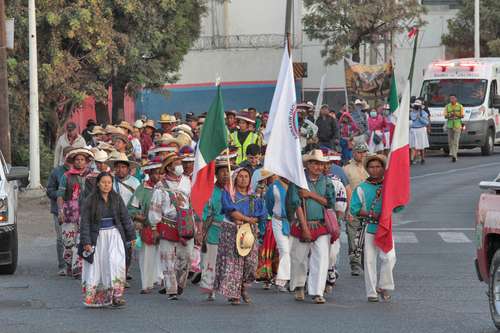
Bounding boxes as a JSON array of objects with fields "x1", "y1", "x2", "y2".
[
  {"x1": 168, "y1": 294, "x2": 178, "y2": 301},
  {"x1": 177, "y1": 286, "x2": 184, "y2": 296},
  {"x1": 126, "y1": 275, "x2": 132, "y2": 281},
  {"x1": 191, "y1": 272, "x2": 202, "y2": 285},
  {"x1": 452, "y1": 157, "x2": 457, "y2": 163},
  {"x1": 158, "y1": 288, "x2": 167, "y2": 295}
]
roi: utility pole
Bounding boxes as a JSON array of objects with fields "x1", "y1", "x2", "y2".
[
  {"x1": 27, "y1": 0, "x2": 41, "y2": 191},
  {"x1": 474, "y1": 0, "x2": 480, "y2": 58},
  {"x1": 285, "y1": 0, "x2": 292, "y2": 53},
  {"x1": 0, "y1": 0, "x2": 11, "y2": 164}
]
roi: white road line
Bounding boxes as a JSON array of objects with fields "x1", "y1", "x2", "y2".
[
  {"x1": 393, "y1": 232, "x2": 419, "y2": 243},
  {"x1": 395, "y1": 228, "x2": 474, "y2": 231},
  {"x1": 411, "y1": 161, "x2": 500, "y2": 180},
  {"x1": 438, "y1": 232, "x2": 472, "y2": 243}
]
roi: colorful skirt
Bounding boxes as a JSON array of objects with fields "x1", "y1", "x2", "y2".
[
  {"x1": 256, "y1": 221, "x2": 277, "y2": 281},
  {"x1": 213, "y1": 222, "x2": 258, "y2": 299},
  {"x1": 81, "y1": 227, "x2": 126, "y2": 307}
]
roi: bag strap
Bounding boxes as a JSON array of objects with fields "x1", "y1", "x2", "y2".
[{"x1": 367, "y1": 186, "x2": 383, "y2": 220}]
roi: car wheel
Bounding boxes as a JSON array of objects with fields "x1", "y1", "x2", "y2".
[
  {"x1": 0, "y1": 228, "x2": 17, "y2": 274},
  {"x1": 489, "y1": 250, "x2": 500, "y2": 329},
  {"x1": 482, "y1": 129, "x2": 494, "y2": 156}
]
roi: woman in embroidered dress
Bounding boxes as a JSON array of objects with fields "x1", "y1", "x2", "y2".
[
  {"x1": 80, "y1": 172, "x2": 136, "y2": 307},
  {"x1": 367, "y1": 107, "x2": 387, "y2": 154},
  {"x1": 213, "y1": 167, "x2": 268, "y2": 305}
]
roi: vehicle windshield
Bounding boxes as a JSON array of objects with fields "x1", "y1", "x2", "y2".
[{"x1": 420, "y1": 79, "x2": 488, "y2": 107}]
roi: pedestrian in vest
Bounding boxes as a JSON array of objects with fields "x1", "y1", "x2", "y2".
[
  {"x1": 238, "y1": 143, "x2": 262, "y2": 175},
  {"x1": 410, "y1": 99, "x2": 430, "y2": 164},
  {"x1": 343, "y1": 143, "x2": 369, "y2": 276},
  {"x1": 80, "y1": 171, "x2": 136, "y2": 308},
  {"x1": 57, "y1": 148, "x2": 94, "y2": 278},
  {"x1": 443, "y1": 94, "x2": 464, "y2": 162},
  {"x1": 149, "y1": 152, "x2": 194, "y2": 300},
  {"x1": 199, "y1": 157, "x2": 231, "y2": 300},
  {"x1": 128, "y1": 159, "x2": 164, "y2": 294},
  {"x1": 230, "y1": 110, "x2": 260, "y2": 165},
  {"x1": 286, "y1": 149, "x2": 336, "y2": 304},
  {"x1": 46, "y1": 147, "x2": 76, "y2": 276},
  {"x1": 350, "y1": 154, "x2": 396, "y2": 302}
]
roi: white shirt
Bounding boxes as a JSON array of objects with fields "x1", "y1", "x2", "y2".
[
  {"x1": 149, "y1": 181, "x2": 177, "y2": 227},
  {"x1": 165, "y1": 175, "x2": 191, "y2": 209},
  {"x1": 114, "y1": 175, "x2": 140, "y2": 206}
]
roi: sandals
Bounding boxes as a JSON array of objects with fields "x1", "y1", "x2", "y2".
[
  {"x1": 313, "y1": 295, "x2": 326, "y2": 304},
  {"x1": 294, "y1": 287, "x2": 305, "y2": 301},
  {"x1": 368, "y1": 296, "x2": 379, "y2": 303},
  {"x1": 111, "y1": 298, "x2": 126, "y2": 307},
  {"x1": 229, "y1": 298, "x2": 240, "y2": 305},
  {"x1": 375, "y1": 288, "x2": 392, "y2": 301},
  {"x1": 241, "y1": 288, "x2": 252, "y2": 304}
]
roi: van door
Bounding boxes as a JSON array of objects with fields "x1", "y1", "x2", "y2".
[{"x1": 489, "y1": 79, "x2": 500, "y2": 143}]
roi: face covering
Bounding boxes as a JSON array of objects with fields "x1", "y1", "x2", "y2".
[
  {"x1": 174, "y1": 165, "x2": 184, "y2": 177},
  {"x1": 370, "y1": 111, "x2": 378, "y2": 118}
]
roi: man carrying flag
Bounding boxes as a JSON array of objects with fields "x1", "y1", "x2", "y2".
[{"x1": 350, "y1": 82, "x2": 410, "y2": 302}]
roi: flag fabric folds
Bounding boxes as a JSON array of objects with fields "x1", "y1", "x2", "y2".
[
  {"x1": 264, "y1": 42, "x2": 308, "y2": 190},
  {"x1": 191, "y1": 85, "x2": 228, "y2": 217},
  {"x1": 375, "y1": 81, "x2": 411, "y2": 253}
]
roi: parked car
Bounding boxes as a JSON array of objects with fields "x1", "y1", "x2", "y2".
[{"x1": 0, "y1": 150, "x2": 29, "y2": 274}]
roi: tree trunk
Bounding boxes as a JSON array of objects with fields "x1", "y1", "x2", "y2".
[
  {"x1": 95, "y1": 101, "x2": 109, "y2": 126},
  {"x1": 112, "y1": 77, "x2": 125, "y2": 124}
]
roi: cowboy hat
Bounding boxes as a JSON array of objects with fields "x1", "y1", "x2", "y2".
[
  {"x1": 157, "y1": 133, "x2": 181, "y2": 147},
  {"x1": 236, "y1": 110, "x2": 256, "y2": 124},
  {"x1": 161, "y1": 152, "x2": 184, "y2": 172},
  {"x1": 159, "y1": 114, "x2": 178, "y2": 124},
  {"x1": 66, "y1": 148, "x2": 94, "y2": 161},
  {"x1": 236, "y1": 223, "x2": 255, "y2": 257},
  {"x1": 88, "y1": 125, "x2": 105, "y2": 136},
  {"x1": 117, "y1": 121, "x2": 134, "y2": 133},
  {"x1": 143, "y1": 119, "x2": 156, "y2": 129},
  {"x1": 173, "y1": 124, "x2": 194, "y2": 138},
  {"x1": 93, "y1": 149, "x2": 108, "y2": 163},
  {"x1": 175, "y1": 131, "x2": 192, "y2": 148},
  {"x1": 354, "y1": 99, "x2": 363, "y2": 105},
  {"x1": 148, "y1": 143, "x2": 178, "y2": 155},
  {"x1": 141, "y1": 158, "x2": 163, "y2": 172},
  {"x1": 302, "y1": 149, "x2": 329, "y2": 163},
  {"x1": 413, "y1": 99, "x2": 423, "y2": 107},
  {"x1": 363, "y1": 154, "x2": 387, "y2": 170},
  {"x1": 106, "y1": 151, "x2": 139, "y2": 168},
  {"x1": 104, "y1": 125, "x2": 121, "y2": 135},
  {"x1": 96, "y1": 142, "x2": 116, "y2": 153}
]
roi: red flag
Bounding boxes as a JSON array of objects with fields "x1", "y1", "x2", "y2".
[
  {"x1": 375, "y1": 81, "x2": 411, "y2": 253},
  {"x1": 408, "y1": 27, "x2": 418, "y2": 39}
]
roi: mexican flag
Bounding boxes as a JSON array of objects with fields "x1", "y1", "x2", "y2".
[
  {"x1": 375, "y1": 81, "x2": 411, "y2": 253},
  {"x1": 191, "y1": 85, "x2": 228, "y2": 218}
]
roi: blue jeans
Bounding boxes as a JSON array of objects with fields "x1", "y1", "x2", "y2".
[
  {"x1": 52, "y1": 214, "x2": 65, "y2": 269},
  {"x1": 340, "y1": 138, "x2": 352, "y2": 164}
]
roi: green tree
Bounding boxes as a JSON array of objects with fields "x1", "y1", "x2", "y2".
[
  {"x1": 442, "y1": 0, "x2": 500, "y2": 58},
  {"x1": 302, "y1": 0, "x2": 426, "y2": 64}
]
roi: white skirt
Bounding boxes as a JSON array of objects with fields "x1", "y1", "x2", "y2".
[
  {"x1": 81, "y1": 227, "x2": 126, "y2": 307},
  {"x1": 410, "y1": 127, "x2": 429, "y2": 150},
  {"x1": 138, "y1": 244, "x2": 162, "y2": 290}
]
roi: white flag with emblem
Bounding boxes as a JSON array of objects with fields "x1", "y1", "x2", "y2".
[{"x1": 264, "y1": 43, "x2": 309, "y2": 190}]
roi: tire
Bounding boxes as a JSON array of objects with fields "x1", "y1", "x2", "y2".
[
  {"x1": 0, "y1": 228, "x2": 18, "y2": 275},
  {"x1": 489, "y1": 250, "x2": 500, "y2": 329},
  {"x1": 481, "y1": 129, "x2": 495, "y2": 156}
]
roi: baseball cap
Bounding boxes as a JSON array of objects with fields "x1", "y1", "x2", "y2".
[
  {"x1": 66, "y1": 122, "x2": 77, "y2": 130},
  {"x1": 353, "y1": 143, "x2": 369, "y2": 152}
]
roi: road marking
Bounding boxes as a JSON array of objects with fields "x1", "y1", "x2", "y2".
[
  {"x1": 393, "y1": 232, "x2": 419, "y2": 243},
  {"x1": 395, "y1": 227, "x2": 474, "y2": 231},
  {"x1": 438, "y1": 232, "x2": 471, "y2": 243},
  {"x1": 411, "y1": 161, "x2": 500, "y2": 180}
]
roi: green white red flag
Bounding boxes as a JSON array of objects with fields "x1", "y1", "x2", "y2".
[{"x1": 191, "y1": 85, "x2": 228, "y2": 217}]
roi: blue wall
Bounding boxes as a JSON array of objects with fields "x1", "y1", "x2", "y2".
[{"x1": 135, "y1": 81, "x2": 303, "y2": 121}]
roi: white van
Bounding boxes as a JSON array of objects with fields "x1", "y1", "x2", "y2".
[{"x1": 420, "y1": 58, "x2": 500, "y2": 155}]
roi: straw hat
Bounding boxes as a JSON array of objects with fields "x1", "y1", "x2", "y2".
[
  {"x1": 236, "y1": 223, "x2": 255, "y2": 257},
  {"x1": 236, "y1": 110, "x2": 256, "y2": 124},
  {"x1": 96, "y1": 142, "x2": 116, "y2": 153},
  {"x1": 161, "y1": 152, "x2": 184, "y2": 172},
  {"x1": 157, "y1": 133, "x2": 181, "y2": 147},
  {"x1": 296, "y1": 101, "x2": 314, "y2": 110},
  {"x1": 106, "y1": 151, "x2": 139, "y2": 168},
  {"x1": 363, "y1": 154, "x2": 387, "y2": 170},
  {"x1": 148, "y1": 143, "x2": 178, "y2": 155},
  {"x1": 141, "y1": 158, "x2": 163, "y2": 172},
  {"x1": 104, "y1": 125, "x2": 121, "y2": 135},
  {"x1": 413, "y1": 99, "x2": 423, "y2": 107},
  {"x1": 66, "y1": 148, "x2": 94, "y2": 161},
  {"x1": 175, "y1": 131, "x2": 192, "y2": 148},
  {"x1": 159, "y1": 114, "x2": 178, "y2": 124},
  {"x1": 117, "y1": 121, "x2": 134, "y2": 133},
  {"x1": 302, "y1": 149, "x2": 329, "y2": 163},
  {"x1": 88, "y1": 125, "x2": 105, "y2": 136},
  {"x1": 93, "y1": 150, "x2": 108, "y2": 163},
  {"x1": 173, "y1": 124, "x2": 194, "y2": 138},
  {"x1": 143, "y1": 119, "x2": 156, "y2": 129}
]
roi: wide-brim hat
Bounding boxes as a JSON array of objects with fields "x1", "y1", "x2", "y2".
[
  {"x1": 225, "y1": 109, "x2": 237, "y2": 116},
  {"x1": 161, "y1": 152, "x2": 184, "y2": 172},
  {"x1": 173, "y1": 124, "x2": 194, "y2": 139},
  {"x1": 236, "y1": 223, "x2": 255, "y2": 257},
  {"x1": 105, "y1": 151, "x2": 139, "y2": 168},
  {"x1": 413, "y1": 99, "x2": 423, "y2": 107},
  {"x1": 175, "y1": 131, "x2": 192, "y2": 148},
  {"x1": 141, "y1": 159, "x2": 163, "y2": 172},
  {"x1": 66, "y1": 148, "x2": 94, "y2": 161},
  {"x1": 236, "y1": 110, "x2": 256, "y2": 124},
  {"x1": 104, "y1": 125, "x2": 121, "y2": 135},
  {"x1": 363, "y1": 154, "x2": 387, "y2": 170},
  {"x1": 159, "y1": 113, "x2": 178, "y2": 124},
  {"x1": 88, "y1": 125, "x2": 105, "y2": 135},
  {"x1": 148, "y1": 144, "x2": 178, "y2": 155},
  {"x1": 354, "y1": 99, "x2": 363, "y2": 105},
  {"x1": 111, "y1": 133, "x2": 129, "y2": 144},
  {"x1": 117, "y1": 121, "x2": 134, "y2": 133},
  {"x1": 296, "y1": 101, "x2": 314, "y2": 110},
  {"x1": 96, "y1": 142, "x2": 116, "y2": 153},
  {"x1": 302, "y1": 149, "x2": 329, "y2": 163},
  {"x1": 143, "y1": 119, "x2": 156, "y2": 129},
  {"x1": 93, "y1": 149, "x2": 108, "y2": 163},
  {"x1": 179, "y1": 145, "x2": 195, "y2": 162}
]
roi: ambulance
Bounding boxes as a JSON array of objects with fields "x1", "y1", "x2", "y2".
[{"x1": 420, "y1": 58, "x2": 500, "y2": 155}]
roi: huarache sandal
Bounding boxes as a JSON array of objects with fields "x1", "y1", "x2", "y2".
[
  {"x1": 295, "y1": 287, "x2": 305, "y2": 301},
  {"x1": 229, "y1": 298, "x2": 240, "y2": 305},
  {"x1": 377, "y1": 289, "x2": 392, "y2": 301},
  {"x1": 241, "y1": 289, "x2": 252, "y2": 304},
  {"x1": 368, "y1": 296, "x2": 379, "y2": 302},
  {"x1": 313, "y1": 296, "x2": 326, "y2": 304}
]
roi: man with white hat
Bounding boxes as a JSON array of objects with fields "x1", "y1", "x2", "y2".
[{"x1": 286, "y1": 149, "x2": 336, "y2": 304}]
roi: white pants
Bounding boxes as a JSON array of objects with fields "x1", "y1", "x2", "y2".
[
  {"x1": 363, "y1": 232, "x2": 396, "y2": 298},
  {"x1": 290, "y1": 234, "x2": 330, "y2": 297},
  {"x1": 138, "y1": 244, "x2": 161, "y2": 290},
  {"x1": 271, "y1": 218, "x2": 291, "y2": 284},
  {"x1": 200, "y1": 243, "x2": 218, "y2": 291},
  {"x1": 159, "y1": 239, "x2": 194, "y2": 295},
  {"x1": 329, "y1": 239, "x2": 340, "y2": 269}
]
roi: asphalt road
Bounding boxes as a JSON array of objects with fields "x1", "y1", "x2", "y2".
[{"x1": 1, "y1": 148, "x2": 500, "y2": 333}]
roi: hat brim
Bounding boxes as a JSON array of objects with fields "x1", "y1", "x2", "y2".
[
  {"x1": 112, "y1": 134, "x2": 129, "y2": 144},
  {"x1": 66, "y1": 149, "x2": 94, "y2": 160},
  {"x1": 236, "y1": 224, "x2": 255, "y2": 257},
  {"x1": 236, "y1": 116, "x2": 255, "y2": 124},
  {"x1": 141, "y1": 163, "x2": 163, "y2": 171},
  {"x1": 149, "y1": 146, "x2": 178, "y2": 154},
  {"x1": 363, "y1": 155, "x2": 386, "y2": 170},
  {"x1": 161, "y1": 155, "x2": 185, "y2": 171},
  {"x1": 106, "y1": 159, "x2": 140, "y2": 169},
  {"x1": 303, "y1": 156, "x2": 329, "y2": 163},
  {"x1": 118, "y1": 124, "x2": 134, "y2": 133}
]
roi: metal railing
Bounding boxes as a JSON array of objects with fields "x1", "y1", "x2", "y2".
[{"x1": 190, "y1": 34, "x2": 290, "y2": 50}]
